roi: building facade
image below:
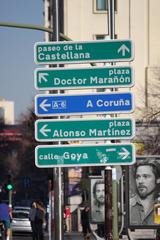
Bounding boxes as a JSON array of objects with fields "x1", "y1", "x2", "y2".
[
  {"x1": 43, "y1": 0, "x2": 160, "y2": 120},
  {"x1": 43, "y1": 1, "x2": 160, "y2": 234},
  {"x1": 0, "y1": 98, "x2": 14, "y2": 124}
]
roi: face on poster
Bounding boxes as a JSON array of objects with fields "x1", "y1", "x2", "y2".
[
  {"x1": 90, "y1": 177, "x2": 105, "y2": 223},
  {"x1": 128, "y1": 156, "x2": 160, "y2": 228}
]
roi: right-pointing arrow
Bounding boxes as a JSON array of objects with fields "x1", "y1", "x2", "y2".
[
  {"x1": 38, "y1": 73, "x2": 48, "y2": 83},
  {"x1": 117, "y1": 44, "x2": 130, "y2": 56},
  {"x1": 118, "y1": 147, "x2": 130, "y2": 160},
  {"x1": 40, "y1": 124, "x2": 51, "y2": 137}
]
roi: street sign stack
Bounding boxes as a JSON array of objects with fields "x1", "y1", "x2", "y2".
[{"x1": 34, "y1": 40, "x2": 135, "y2": 168}]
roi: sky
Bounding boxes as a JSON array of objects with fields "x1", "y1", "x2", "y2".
[{"x1": 0, "y1": 0, "x2": 44, "y2": 123}]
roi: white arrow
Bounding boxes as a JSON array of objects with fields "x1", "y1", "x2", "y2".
[
  {"x1": 40, "y1": 124, "x2": 51, "y2": 137},
  {"x1": 38, "y1": 73, "x2": 48, "y2": 83},
  {"x1": 39, "y1": 99, "x2": 51, "y2": 112},
  {"x1": 117, "y1": 44, "x2": 130, "y2": 56},
  {"x1": 118, "y1": 147, "x2": 130, "y2": 160}
]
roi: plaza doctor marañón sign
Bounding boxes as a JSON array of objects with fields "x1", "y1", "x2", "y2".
[
  {"x1": 34, "y1": 40, "x2": 133, "y2": 65},
  {"x1": 35, "y1": 92, "x2": 134, "y2": 117},
  {"x1": 34, "y1": 66, "x2": 134, "y2": 90},
  {"x1": 35, "y1": 118, "x2": 135, "y2": 142},
  {"x1": 35, "y1": 143, "x2": 135, "y2": 168}
]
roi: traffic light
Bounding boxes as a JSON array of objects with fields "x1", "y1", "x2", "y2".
[{"x1": 6, "y1": 175, "x2": 12, "y2": 191}]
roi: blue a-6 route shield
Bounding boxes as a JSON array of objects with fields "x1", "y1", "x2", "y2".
[{"x1": 35, "y1": 92, "x2": 134, "y2": 116}]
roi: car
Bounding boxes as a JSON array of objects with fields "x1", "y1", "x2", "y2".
[
  {"x1": 13, "y1": 206, "x2": 31, "y2": 212},
  {"x1": 11, "y1": 209, "x2": 32, "y2": 233}
]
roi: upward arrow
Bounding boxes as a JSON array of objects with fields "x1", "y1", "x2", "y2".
[
  {"x1": 38, "y1": 73, "x2": 48, "y2": 83},
  {"x1": 117, "y1": 44, "x2": 130, "y2": 56}
]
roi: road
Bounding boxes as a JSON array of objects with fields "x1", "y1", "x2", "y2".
[
  {"x1": 11, "y1": 230, "x2": 156, "y2": 240},
  {"x1": 12, "y1": 233, "x2": 33, "y2": 240},
  {"x1": 12, "y1": 232, "x2": 48, "y2": 240},
  {"x1": 12, "y1": 232, "x2": 95, "y2": 240},
  {"x1": 12, "y1": 233, "x2": 49, "y2": 240}
]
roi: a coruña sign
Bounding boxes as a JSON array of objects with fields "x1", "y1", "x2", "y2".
[{"x1": 35, "y1": 92, "x2": 134, "y2": 116}]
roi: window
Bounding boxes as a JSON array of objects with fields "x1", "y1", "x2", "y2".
[
  {"x1": 48, "y1": 6, "x2": 51, "y2": 22},
  {"x1": 95, "y1": 34, "x2": 117, "y2": 40},
  {"x1": 96, "y1": 34, "x2": 108, "y2": 40},
  {"x1": 13, "y1": 211, "x2": 29, "y2": 219},
  {"x1": 95, "y1": 0, "x2": 117, "y2": 12},
  {"x1": 96, "y1": 0, "x2": 107, "y2": 11},
  {"x1": 0, "y1": 108, "x2": 4, "y2": 124}
]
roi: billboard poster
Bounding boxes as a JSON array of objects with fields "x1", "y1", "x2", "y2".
[
  {"x1": 127, "y1": 156, "x2": 160, "y2": 228},
  {"x1": 90, "y1": 177, "x2": 104, "y2": 223},
  {"x1": 68, "y1": 167, "x2": 82, "y2": 196}
]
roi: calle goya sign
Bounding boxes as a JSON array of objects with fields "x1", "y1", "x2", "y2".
[{"x1": 35, "y1": 143, "x2": 135, "y2": 167}]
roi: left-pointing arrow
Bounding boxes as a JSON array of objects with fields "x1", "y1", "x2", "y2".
[
  {"x1": 118, "y1": 147, "x2": 130, "y2": 160},
  {"x1": 40, "y1": 124, "x2": 51, "y2": 137},
  {"x1": 38, "y1": 73, "x2": 48, "y2": 83},
  {"x1": 39, "y1": 99, "x2": 51, "y2": 111}
]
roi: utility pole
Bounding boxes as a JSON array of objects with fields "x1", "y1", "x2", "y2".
[
  {"x1": 105, "y1": 167, "x2": 113, "y2": 240},
  {"x1": 104, "y1": 1, "x2": 116, "y2": 240},
  {"x1": 112, "y1": 168, "x2": 119, "y2": 240},
  {"x1": 51, "y1": 1, "x2": 63, "y2": 240}
]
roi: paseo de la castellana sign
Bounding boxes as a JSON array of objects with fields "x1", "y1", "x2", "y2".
[{"x1": 34, "y1": 40, "x2": 133, "y2": 64}]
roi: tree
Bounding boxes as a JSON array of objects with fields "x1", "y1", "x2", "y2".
[{"x1": 15, "y1": 105, "x2": 51, "y2": 202}]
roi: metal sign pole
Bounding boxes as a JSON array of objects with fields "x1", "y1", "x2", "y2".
[
  {"x1": 8, "y1": 189, "x2": 12, "y2": 208},
  {"x1": 52, "y1": 0, "x2": 63, "y2": 240},
  {"x1": 105, "y1": 0, "x2": 115, "y2": 239},
  {"x1": 48, "y1": 180, "x2": 52, "y2": 240},
  {"x1": 105, "y1": 167, "x2": 113, "y2": 240}
]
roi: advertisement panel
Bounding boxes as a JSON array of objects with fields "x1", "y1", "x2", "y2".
[
  {"x1": 90, "y1": 177, "x2": 104, "y2": 224},
  {"x1": 127, "y1": 156, "x2": 160, "y2": 228}
]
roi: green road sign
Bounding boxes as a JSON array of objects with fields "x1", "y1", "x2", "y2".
[
  {"x1": 35, "y1": 143, "x2": 135, "y2": 168},
  {"x1": 34, "y1": 40, "x2": 133, "y2": 65},
  {"x1": 35, "y1": 118, "x2": 135, "y2": 142},
  {"x1": 34, "y1": 66, "x2": 134, "y2": 90}
]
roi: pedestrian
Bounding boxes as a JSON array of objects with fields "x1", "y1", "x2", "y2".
[
  {"x1": 81, "y1": 206, "x2": 91, "y2": 239},
  {"x1": 29, "y1": 201, "x2": 38, "y2": 240},
  {"x1": 0, "y1": 197, "x2": 12, "y2": 240},
  {"x1": 35, "y1": 200, "x2": 46, "y2": 240},
  {"x1": 156, "y1": 229, "x2": 160, "y2": 240},
  {"x1": 130, "y1": 159, "x2": 160, "y2": 225}
]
